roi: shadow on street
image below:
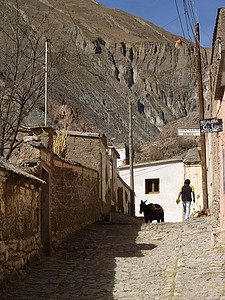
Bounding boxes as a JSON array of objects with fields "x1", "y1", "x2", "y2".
[{"x1": 1, "y1": 213, "x2": 157, "y2": 299}]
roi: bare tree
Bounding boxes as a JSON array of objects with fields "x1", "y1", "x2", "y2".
[{"x1": 0, "y1": 1, "x2": 80, "y2": 159}]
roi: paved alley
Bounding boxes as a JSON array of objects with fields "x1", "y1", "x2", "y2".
[{"x1": 1, "y1": 214, "x2": 225, "y2": 300}]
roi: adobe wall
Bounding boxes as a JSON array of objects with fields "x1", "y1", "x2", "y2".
[
  {"x1": 0, "y1": 163, "x2": 43, "y2": 287},
  {"x1": 66, "y1": 133, "x2": 102, "y2": 170},
  {"x1": 17, "y1": 141, "x2": 101, "y2": 251},
  {"x1": 65, "y1": 132, "x2": 111, "y2": 218},
  {"x1": 49, "y1": 155, "x2": 100, "y2": 248},
  {"x1": 6, "y1": 127, "x2": 132, "y2": 250},
  {"x1": 66, "y1": 134, "x2": 132, "y2": 217},
  {"x1": 13, "y1": 130, "x2": 130, "y2": 220},
  {"x1": 0, "y1": 127, "x2": 133, "y2": 287}
]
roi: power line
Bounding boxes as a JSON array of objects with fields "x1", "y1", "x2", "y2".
[
  {"x1": 183, "y1": 0, "x2": 196, "y2": 41},
  {"x1": 162, "y1": 17, "x2": 179, "y2": 29},
  {"x1": 173, "y1": 0, "x2": 200, "y2": 43},
  {"x1": 187, "y1": 0, "x2": 197, "y2": 26},
  {"x1": 199, "y1": 25, "x2": 212, "y2": 44},
  {"x1": 183, "y1": 0, "x2": 192, "y2": 40},
  {"x1": 174, "y1": 0, "x2": 186, "y2": 38},
  {"x1": 192, "y1": 0, "x2": 199, "y2": 24},
  {"x1": 136, "y1": 0, "x2": 160, "y2": 14}
]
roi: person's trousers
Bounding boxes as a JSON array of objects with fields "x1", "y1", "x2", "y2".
[{"x1": 182, "y1": 201, "x2": 191, "y2": 220}]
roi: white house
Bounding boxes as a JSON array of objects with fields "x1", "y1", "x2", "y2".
[
  {"x1": 118, "y1": 159, "x2": 184, "y2": 222},
  {"x1": 114, "y1": 143, "x2": 128, "y2": 167}
]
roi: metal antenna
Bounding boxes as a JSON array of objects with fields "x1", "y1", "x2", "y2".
[{"x1": 44, "y1": 39, "x2": 50, "y2": 126}]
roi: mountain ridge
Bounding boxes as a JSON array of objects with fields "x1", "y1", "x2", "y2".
[{"x1": 0, "y1": 0, "x2": 209, "y2": 152}]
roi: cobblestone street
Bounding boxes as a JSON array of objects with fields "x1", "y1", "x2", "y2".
[{"x1": 1, "y1": 214, "x2": 225, "y2": 300}]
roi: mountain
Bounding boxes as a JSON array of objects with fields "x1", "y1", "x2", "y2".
[{"x1": 0, "y1": 0, "x2": 210, "y2": 148}]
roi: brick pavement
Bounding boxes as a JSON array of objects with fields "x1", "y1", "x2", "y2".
[{"x1": 1, "y1": 214, "x2": 225, "y2": 300}]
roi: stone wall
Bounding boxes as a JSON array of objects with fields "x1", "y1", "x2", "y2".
[
  {"x1": 16, "y1": 140, "x2": 101, "y2": 253},
  {"x1": 65, "y1": 131, "x2": 112, "y2": 218},
  {"x1": 66, "y1": 132, "x2": 104, "y2": 170},
  {"x1": 0, "y1": 159, "x2": 43, "y2": 287},
  {"x1": 0, "y1": 127, "x2": 133, "y2": 287},
  {"x1": 50, "y1": 155, "x2": 100, "y2": 249},
  {"x1": 6, "y1": 127, "x2": 133, "y2": 251}
]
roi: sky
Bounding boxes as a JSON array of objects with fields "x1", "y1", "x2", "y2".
[{"x1": 96, "y1": 0, "x2": 225, "y2": 48}]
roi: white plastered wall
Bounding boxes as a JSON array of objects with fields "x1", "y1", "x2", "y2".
[
  {"x1": 184, "y1": 163, "x2": 203, "y2": 216},
  {"x1": 119, "y1": 160, "x2": 184, "y2": 222}
]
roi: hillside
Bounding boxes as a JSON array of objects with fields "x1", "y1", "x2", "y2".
[
  {"x1": 134, "y1": 112, "x2": 200, "y2": 163},
  {"x1": 0, "y1": 0, "x2": 209, "y2": 152}
]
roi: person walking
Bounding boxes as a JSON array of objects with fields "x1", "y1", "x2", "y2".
[{"x1": 177, "y1": 179, "x2": 195, "y2": 220}]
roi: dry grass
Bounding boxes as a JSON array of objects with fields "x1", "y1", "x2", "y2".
[{"x1": 53, "y1": 125, "x2": 69, "y2": 158}]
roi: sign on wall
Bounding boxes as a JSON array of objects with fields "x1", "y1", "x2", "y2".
[
  {"x1": 200, "y1": 118, "x2": 223, "y2": 133},
  {"x1": 178, "y1": 128, "x2": 200, "y2": 136}
]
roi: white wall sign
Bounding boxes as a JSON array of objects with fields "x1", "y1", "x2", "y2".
[{"x1": 178, "y1": 128, "x2": 200, "y2": 136}]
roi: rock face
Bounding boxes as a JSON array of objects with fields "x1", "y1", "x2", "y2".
[{"x1": 0, "y1": 0, "x2": 209, "y2": 145}]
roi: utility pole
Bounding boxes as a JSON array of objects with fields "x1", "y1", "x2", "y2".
[
  {"x1": 129, "y1": 99, "x2": 135, "y2": 216},
  {"x1": 107, "y1": 109, "x2": 113, "y2": 140},
  {"x1": 194, "y1": 23, "x2": 208, "y2": 209},
  {"x1": 44, "y1": 39, "x2": 49, "y2": 127}
]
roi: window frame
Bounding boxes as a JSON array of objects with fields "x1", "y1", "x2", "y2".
[{"x1": 145, "y1": 178, "x2": 160, "y2": 194}]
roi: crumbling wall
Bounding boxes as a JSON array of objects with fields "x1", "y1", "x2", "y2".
[{"x1": 0, "y1": 161, "x2": 43, "y2": 287}]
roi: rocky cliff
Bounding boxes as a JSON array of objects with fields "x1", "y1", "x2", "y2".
[{"x1": 0, "y1": 0, "x2": 210, "y2": 145}]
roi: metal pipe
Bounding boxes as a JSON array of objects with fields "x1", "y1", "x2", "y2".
[
  {"x1": 44, "y1": 39, "x2": 49, "y2": 127},
  {"x1": 129, "y1": 99, "x2": 135, "y2": 216}
]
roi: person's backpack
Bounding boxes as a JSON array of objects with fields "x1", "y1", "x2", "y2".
[{"x1": 182, "y1": 184, "x2": 192, "y2": 201}]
